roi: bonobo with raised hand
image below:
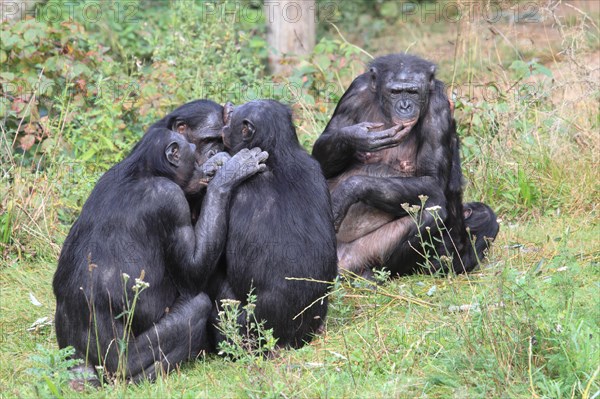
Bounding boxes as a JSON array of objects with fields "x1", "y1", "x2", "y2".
[
  {"x1": 312, "y1": 53, "x2": 499, "y2": 277},
  {"x1": 53, "y1": 126, "x2": 266, "y2": 384}
]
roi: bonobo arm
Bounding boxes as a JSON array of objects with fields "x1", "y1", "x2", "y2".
[
  {"x1": 331, "y1": 175, "x2": 448, "y2": 229},
  {"x1": 312, "y1": 74, "x2": 408, "y2": 178},
  {"x1": 313, "y1": 120, "x2": 408, "y2": 178},
  {"x1": 168, "y1": 148, "x2": 268, "y2": 289},
  {"x1": 331, "y1": 106, "x2": 453, "y2": 229}
]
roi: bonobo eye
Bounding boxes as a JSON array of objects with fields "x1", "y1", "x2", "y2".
[
  {"x1": 241, "y1": 119, "x2": 256, "y2": 140},
  {"x1": 175, "y1": 121, "x2": 188, "y2": 134},
  {"x1": 206, "y1": 149, "x2": 217, "y2": 158}
]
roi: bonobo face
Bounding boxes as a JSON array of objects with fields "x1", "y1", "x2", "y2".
[
  {"x1": 370, "y1": 57, "x2": 436, "y2": 128},
  {"x1": 164, "y1": 132, "x2": 208, "y2": 195},
  {"x1": 165, "y1": 100, "x2": 225, "y2": 166}
]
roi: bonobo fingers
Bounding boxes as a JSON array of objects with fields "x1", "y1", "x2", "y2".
[
  {"x1": 362, "y1": 122, "x2": 385, "y2": 131},
  {"x1": 210, "y1": 147, "x2": 269, "y2": 189},
  {"x1": 344, "y1": 122, "x2": 410, "y2": 153},
  {"x1": 202, "y1": 152, "x2": 232, "y2": 179},
  {"x1": 367, "y1": 124, "x2": 411, "y2": 151},
  {"x1": 249, "y1": 146, "x2": 269, "y2": 164}
]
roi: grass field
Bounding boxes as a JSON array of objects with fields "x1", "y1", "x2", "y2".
[{"x1": 1, "y1": 1, "x2": 599, "y2": 398}]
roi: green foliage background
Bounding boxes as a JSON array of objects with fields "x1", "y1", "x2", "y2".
[{"x1": 1, "y1": 1, "x2": 598, "y2": 398}]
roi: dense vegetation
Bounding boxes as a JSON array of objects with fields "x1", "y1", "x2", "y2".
[{"x1": 1, "y1": 1, "x2": 598, "y2": 397}]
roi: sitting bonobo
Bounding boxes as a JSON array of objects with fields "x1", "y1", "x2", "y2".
[
  {"x1": 53, "y1": 126, "x2": 267, "y2": 384},
  {"x1": 209, "y1": 100, "x2": 337, "y2": 349},
  {"x1": 312, "y1": 53, "x2": 499, "y2": 277}
]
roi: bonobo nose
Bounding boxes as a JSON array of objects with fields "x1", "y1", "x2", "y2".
[{"x1": 399, "y1": 100, "x2": 411, "y2": 109}]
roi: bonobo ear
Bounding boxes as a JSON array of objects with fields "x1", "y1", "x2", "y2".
[
  {"x1": 429, "y1": 64, "x2": 437, "y2": 90},
  {"x1": 165, "y1": 141, "x2": 181, "y2": 166},
  {"x1": 241, "y1": 119, "x2": 256, "y2": 140},
  {"x1": 175, "y1": 121, "x2": 188, "y2": 135},
  {"x1": 369, "y1": 66, "x2": 377, "y2": 92},
  {"x1": 223, "y1": 102, "x2": 234, "y2": 125}
]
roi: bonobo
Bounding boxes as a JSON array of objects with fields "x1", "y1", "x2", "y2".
[
  {"x1": 154, "y1": 99, "x2": 225, "y2": 165},
  {"x1": 153, "y1": 99, "x2": 228, "y2": 222},
  {"x1": 312, "y1": 53, "x2": 499, "y2": 276},
  {"x1": 53, "y1": 126, "x2": 267, "y2": 383},
  {"x1": 212, "y1": 100, "x2": 337, "y2": 349}
]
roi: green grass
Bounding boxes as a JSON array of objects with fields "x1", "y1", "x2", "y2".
[
  {"x1": 1, "y1": 215, "x2": 598, "y2": 398},
  {"x1": 1, "y1": 1, "x2": 599, "y2": 398}
]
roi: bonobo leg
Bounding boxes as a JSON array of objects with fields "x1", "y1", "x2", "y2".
[
  {"x1": 338, "y1": 216, "x2": 414, "y2": 274},
  {"x1": 65, "y1": 293, "x2": 211, "y2": 382},
  {"x1": 338, "y1": 211, "x2": 439, "y2": 275},
  {"x1": 330, "y1": 175, "x2": 445, "y2": 231}
]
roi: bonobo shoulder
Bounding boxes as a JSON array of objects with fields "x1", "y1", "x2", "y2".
[
  {"x1": 146, "y1": 177, "x2": 188, "y2": 204},
  {"x1": 329, "y1": 73, "x2": 373, "y2": 124},
  {"x1": 421, "y1": 79, "x2": 453, "y2": 139},
  {"x1": 429, "y1": 80, "x2": 451, "y2": 116},
  {"x1": 341, "y1": 73, "x2": 371, "y2": 102}
]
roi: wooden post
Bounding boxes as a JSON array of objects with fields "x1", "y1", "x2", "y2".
[{"x1": 265, "y1": 0, "x2": 316, "y2": 75}]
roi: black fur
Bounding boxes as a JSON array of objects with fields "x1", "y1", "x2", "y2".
[
  {"x1": 312, "y1": 53, "x2": 499, "y2": 276},
  {"x1": 213, "y1": 100, "x2": 337, "y2": 348},
  {"x1": 53, "y1": 122, "x2": 265, "y2": 382}
]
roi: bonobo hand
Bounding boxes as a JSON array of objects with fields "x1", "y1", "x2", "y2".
[
  {"x1": 330, "y1": 175, "x2": 363, "y2": 232},
  {"x1": 200, "y1": 152, "x2": 231, "y2": 183},
  {"x1": 210, "y1": 147, "x2": 268, "y2": 190},
  {"x1": 185, "y1": 152, "x2": 232, "y2": 195},
  {"x1": 342, "y1": 122, "x2": 410, "y2": 153}
]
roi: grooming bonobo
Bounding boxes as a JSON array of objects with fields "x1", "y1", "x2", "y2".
[
  {"x1": 312, "y1": 53, "x2": 499, "y2": 277},
  {"x1": 53, "y1": 126, "x2": 266, "y2": 383}
]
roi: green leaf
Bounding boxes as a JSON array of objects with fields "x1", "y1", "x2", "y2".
[
  {"x1": 314, "y1": 54, "x2": 331, "y2": 71},
  {"x1": 380, "y1": 1, "x2": 399, "y2": 18},
  {"x1": 0, "y1": 33, "x2": 22, "y2": 50},
  {"x1": 533, "y1": 63, "x2": 553, "y2": 77},
  {"x1": 509, "y1": 60, "x2": 529, "y2": 78},
  {"x1": 42, "y1": 376, "x2": 63, "y2": 399},
  {"x1": 0, "y1": 72, "x2": 15, "y2": 81},
  {"x1": 80, "y1": 148, "x2": 97, "y2": 162}
]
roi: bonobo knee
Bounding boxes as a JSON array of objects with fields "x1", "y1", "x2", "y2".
[{"x1": 188, "y1": 293, "x2": 212, "y2": 326}]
